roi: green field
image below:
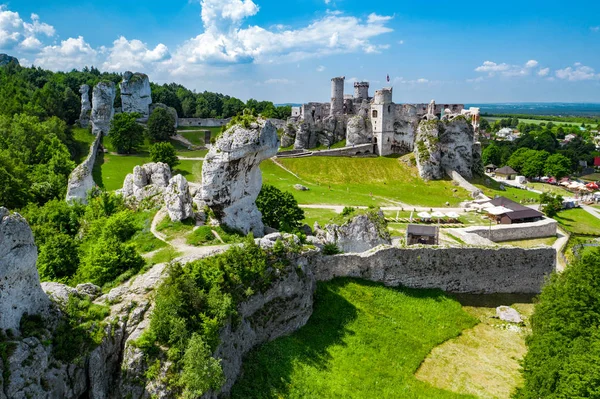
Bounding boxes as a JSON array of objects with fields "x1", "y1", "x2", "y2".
[
  {"x1": 301, "y1": 208, "x2": 340, "y2": 228},
  {"x1": 472, "y1": 177, "x2": 540, "y2": 203},
  {"x1": 483, "y1": 117, "x2": 575, "y2": 126},
  {"x1": 581, "y1": 173, "x2": 600, "y2": 182},
  {"x1": 265, "y1": 156, "x2": 469, "y2": 207},
  {"x1": 554, "y1": 208, "x2": 600, "y2": 236},
  {"x1": 231, "y1": 279, "x2": 477, "y2": 399},
  {"x1": 525, "y1": 182, "x2": 573, "y2": 197},
  {"x1": 177, "y1": 126, "x2": 222, "y2": 146}
]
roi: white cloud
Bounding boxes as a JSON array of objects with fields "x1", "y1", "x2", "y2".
[
  {"x1": 466, "y1": 76, "x2": 484, "y2": 83},
  {"x1": 316, "y1": 65, "x2": 325, "y2": 72},
  {"x1": 393, "y1": 76, "x2": 431, "y2": 84},
  {"x1": 0, "y1": 6, "x2": 54, "y2": 51},
  {"x1": 102, "y1": 36, "x2": 171, "y2": 71},
  {"x1": 34, "y1": 36, "x2": 97, "y2": 70},
  {"x1": 525, "y1": 59, "x2": 538, "y2": 68},
  {"x1": 324, "y1": 0, "x2": 331, "y2": 4},
  {"x1": 475, "y1": 59, "x2": 540, "y2": 77},
  {"x1": 591, "y1": 26, "x2": 600, "y2": 32},
  {"x1": 398, "y1": 40, "x2": 404, "y2": 45},
  {"x1": 538, "y1": 67, "x2": 550, "y2": 77},
  {"x1": 173, "y1": 2, "x2": 393, "y2": 65},
  {"x1": 263, "y1": 78, "x2": 294, "y2": 84},
  {"x1": 555, "y1": 63, "x2": 600, "y2": 81}
]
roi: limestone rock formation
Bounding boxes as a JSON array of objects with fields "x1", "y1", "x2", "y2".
[
  {"x1": 164, "y1": 174, "x2": 194, "y2": 222},
  {"x1": 280, "y1": 122, "x2": 296, "y2": 148},
  {"x1": 120, "y1": 71, "x2": 152, "y2": 118},
  {"x1": 0, "y1": 53, "x2": 19, "y2": 66},
  {"x1": 415, "y1": 116, "x2": 479, "y2": 180},
  {"x1": 91, "y1": 81, "x2": 116, "y2": 136},
  {"x1": 150, "y1": 102, "x2": 178, "y2": 128},
  {"x1": 79, "y1": 84, "x2": 92, "y2": 127},
  {"x1": 315, "y1": 209, "x2": 391, "y2": 253},
  {"x1": 200, "y1": 118, "x2": 278, "y2": 236},
  {"x1": 118, "y1": 162, "x2": 172, "y2": 205},
  {"x1": 0, "y1": 208, "x2": 49, "y2": 331},
  {"x1": 293, "y1": 122, "x2": 318, "y2": 149},
  {"x1": 346, "y1": 115, "x2": 371, "y2": 146},
  {"x1": 65, "y1": 133, "x2": 102, "y2": 203}
]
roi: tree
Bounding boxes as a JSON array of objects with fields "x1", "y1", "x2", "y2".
[
  {"x1": 180, "y1": 333, "x2": 225, "y2": 397},
  {"x1": 108, "y1": 112, "x2": 145, "y2": 154},
  {"x1": 147, "y1": 107, "x2": 176, "y2": 142},
  {"x1": 479, "y1": 118, "x2": 491, "y2": 132},
  {"x1": 544, "y1": 153, "x2": 572, "y2": 179},
  {"x1": 150, "y1": 142, "x2": 179, "y2": 169},
  {"x1": 256, "y1": 185, "x2": 305, "y2": 232},
  {"x1": 78, "y1": 237, "x2": 144, "y2": 286},
  {"x1": 516, "y1": 249, "x2": 600, "y2": 398},
  {"x1": 521, "y1": 150, "x2": 549, "y2": 178},
  {"x1": 482, "y1": 143, "x2": 502, "y2": 166},
  {"x1": 539, "y1": 192, "x2": 563, "y2": 217},
  {"x1": 37, "y1": 233, "x2": 80, "y2": 282}
]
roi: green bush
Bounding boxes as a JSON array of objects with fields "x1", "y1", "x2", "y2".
[
  {"x1": 341, "y1": 206, "x2": 356, "y2": 217},
  {"x1": 37, "y1": 233, "x2": 80, "y2": 282},
  {"x1": 180, "y1": 334, "x2": 225, "y2": 398},
  {"x1": 149, "y1": 141, "x2": 179, "y2": 169},
  {"x1": 323, "y1": 243, "x2": 341, "y2": 255},
  {"x1": 108, "y1": 112, "x2": 145, "y2": 154},
  {"x1": 256, "y1": 184, "x2": 304, "y2": 232},
  {"x1": 186, "y1": 225, "x2": 215, "y2": 245}
]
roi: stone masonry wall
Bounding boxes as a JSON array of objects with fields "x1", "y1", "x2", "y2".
[
  {"x1": 458, "y1": 218, "x2": 557, "y2": 243},
  {"x1": 312, "y1": 246, "x2": 555, "y2": 294}
]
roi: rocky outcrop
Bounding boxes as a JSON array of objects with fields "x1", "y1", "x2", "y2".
[
  {"x1": 164, "y1": 174, "x2": 194, "y2": 222},
  {"x1": 0, "y1": 208, "x2": 50, "y2": 332},
  {"x1": 91, "y1": 81, "x2": 116, "y2": 136},
  {"x1": 150, "y1": 103, "x2": 178, "y2": 128},
  {"x1": 118, "y1": 162, "x2": 172, "y2": 205},
  {"x1": 120, "y1": 71, "x2": 152, "y2": 118},
  {"x1": 0, "y1": 53, "x2": 19, "y2": 66},
  {"x1": 65, "y1": 133, "x2": 102, "y2": 203},
  {"x1": 200, "y1": 118, "x2": 278, "y2": 237},
  {"x1": 496, "y1": 306, "x2": 523, "y2": 323},
  {"x1": 79, "y1": 84, "x2": 92, "y2": 128},
  {"x1": 280, "y1": 122, "x2": 296, "y2": 148},
  {"x1": 315, "y1": 209, "x2": 391, "y2": 253},
  {"x1": 346, "y1": 115, "x2": 371, "y2": 146},
  {"x1": 415, "y1": 116, "x2": 479, "y2": 180}
]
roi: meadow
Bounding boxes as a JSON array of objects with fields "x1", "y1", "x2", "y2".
[
  {"x1": 231, "y1": 278, "x2": 478, "y2": 399},
  {"x1": 554, "y1": 208, "x2": 600, "y2": 236}
]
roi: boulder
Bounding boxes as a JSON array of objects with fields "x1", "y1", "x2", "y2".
[
  {"x1": 120, "y1": 71, "x2": 152, "y2": 118},
  {"x1": 76, "y1": 283, "x2": 102, "y2": 300},
  {"x1": 41, "y1": 282, "x2": 78, "y2": 305},
  {"x1": 294, "y1": 184, "x2": 309, "y2": 191},
  {"x1": 79, "y1": 84, "x2": 92, "y2": 128},
  {"x1": 496, "y1": 306, "x2": 523, "y2": 323},
  {"x1": 164, "y1": 174, "x2": 194, "y2": 222},
  {"x1": 91, "y1": 81, "x2": 116, "y2": 136},
  {"x1": 118, "y1": 162, "x2": 172, "y2": 205},
  {"x1": 315, "y1": 209, "x2": 391, "y2": 253},
  {"x1": 0, "y1": 208, "x2": 50, "y2": 331},
  {"x1": 200, "y1": 118, "x2": 278, "y2": 237}
]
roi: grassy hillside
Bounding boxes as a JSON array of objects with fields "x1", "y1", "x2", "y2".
[
  {"x1": 263, "y1": 156, "x2": 469, "y2": 207},
  {"x1": 231, "y1": 279, "x2": 478, "y2": 399}
]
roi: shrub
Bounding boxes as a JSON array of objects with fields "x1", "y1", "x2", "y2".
[
  {"x1": 147, "y1": 107, "x2": 176, "y2": 142},
  {"x1": 186, "y1": 226, "x2": 215, "y2": 245},
  {"x1": 323, "y1": 243, "x2": 341, "y2": 255},
  {"x1": 341, "y1": 206, "x2": 356, "y2": 217},
  {"x1": 180, "y1": 334, "x2": 225, "y2": 398},
  {"x1": 256, "y1": 184, "x2": 304, "y2": 232},
  {"x1": 37, "y1": 233, "x2": 80, "y2": 282},
  {"x1": 149, "y1": 141, "x2": 179, "y2": 169},
  {"x1": 108, "y1": 112, "x2": 145, "y2": 154}
]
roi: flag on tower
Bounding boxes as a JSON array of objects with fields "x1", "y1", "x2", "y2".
[{"x1": 386, "y1": 74, "x2": 390, "y2": 82}]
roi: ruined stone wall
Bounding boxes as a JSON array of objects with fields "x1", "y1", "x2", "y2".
[
  {"x1": 457, "y1": 218, "x2": 558, "y2": 243},
  {"x1": 65, "y1": 133, "x2": 102, "y2": 203},
  {"x1": 330, "y1": 77, "x2": 345, "y2": 116},
  {"x1": 414, "y1": 103, "x2": 465, "y2": 117},
  {"x1": 313, "y1": 246, "x2": 555, "y2": 294},
  {"x1": 310, "y1": 143, "x2": 374, "y2": 157}
]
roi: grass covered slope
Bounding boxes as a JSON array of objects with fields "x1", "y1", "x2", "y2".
[
  {"x1": 554, "y1": 208, "x2": 600, "y2": 236},
  {"x1": 231, "y1": 279, "x2": 478, "y2": 399},
  {"x1": 263, "y1": 156, "x2": 469, "y2": 207}
]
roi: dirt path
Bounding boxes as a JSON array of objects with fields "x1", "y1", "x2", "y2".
[
  {"x1": 150, "y1": 208, "x2": 229, "y2": 261},
  {"x1": 172, "y1": 134, "x2": 197, "y2": 148},
  {"x1": 553, "y1": 227, "x2": 569, "y2": 272},
  {"x1": 177, "y1": 156, "x2": 205, "y2": 161}
]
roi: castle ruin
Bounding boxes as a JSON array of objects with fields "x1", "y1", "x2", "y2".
[{"x1": 284, "y1": 77, "x2": 481, "y2": 157}]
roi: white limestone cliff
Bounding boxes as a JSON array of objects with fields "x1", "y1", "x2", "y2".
[{"x1": 91, "y1": 81, "x2": 116, "y2": 136}]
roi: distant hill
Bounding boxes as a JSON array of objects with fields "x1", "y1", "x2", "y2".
[
  {"x1": 467, "y1": 102, "x2": 600, "y2": 117},
  {"x1": 275, "y1": 103, "x2": 301, "y2": 107}
]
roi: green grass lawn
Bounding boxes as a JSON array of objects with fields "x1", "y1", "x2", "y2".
[
  {"x1": 472, "y1": 177, "x2": 540, "y2": 204},
  {"x1": 265, "y1": 156, "x2": 469, "y2": 207},
  {"x1": 178, "y1": 126, "x2": 222, "y2": 145},
  {"x1": 525, "y1": 182, "x2": 573, "y2": 197},
  {"x1": 483, "y1": 117, "x2": 575, "y2": 126},
  {"x1": 301, "y1": 208, "x2": 340, "y2": 228},
  {"x1": 232, "y1": 278, "x2": 477, "y2": 399},
  {"x1": 72, "y1": 127, "x2": 96, "y2": 164},
  {"x1": 581, "y1": 173, "x2": 600, "y2": 182},
  {"x1": 554, "y1": 208, "x2": 600, "y2": 236}
]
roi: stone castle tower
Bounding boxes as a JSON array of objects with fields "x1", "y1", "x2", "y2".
[
  {"x1": 371, "y1": 88, "x2": 394, "y2": 156},
  {"x1": 330, "y1": 76, "x2": 345, "y2": 116},
  {"x1": 353, "y1": 82, "x2": 369, "y2": 101}
]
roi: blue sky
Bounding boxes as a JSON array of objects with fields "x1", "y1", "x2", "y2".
[{"x1": 1, "y1": 0, "x2": 599, "y2": 103}]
